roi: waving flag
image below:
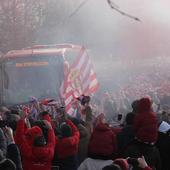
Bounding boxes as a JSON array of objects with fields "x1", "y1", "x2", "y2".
[{"x1": 61, "y1": 47, "x2": 99, "y2": 115}]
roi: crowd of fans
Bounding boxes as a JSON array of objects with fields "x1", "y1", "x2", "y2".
[{"x1": 0, "y1": 92, "x2": 170, "y2": 170}]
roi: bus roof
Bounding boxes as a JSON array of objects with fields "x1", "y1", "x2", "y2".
[{"x1": 3, "y1": 44, "x2": 82, "y2": 59}]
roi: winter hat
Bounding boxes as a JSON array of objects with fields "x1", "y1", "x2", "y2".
[
  {"x1": 0, "y1": 159, "x2": 16, "y2": 170},
  {"x1": 114, "y1": 159, "x2": 129, "y2": 170},
  {"x1": 60, "y1": 123, "x2": 72, "y2": 137},
  {"x1": 158, "y1": 121, "x2": 170, "y2": 133},
  {"x1": 137, "y1": 97, "x2": 152, "y2": 112}
]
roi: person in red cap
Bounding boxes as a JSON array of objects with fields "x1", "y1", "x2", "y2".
[
  {"x1": 122, "y1": 98, "x2": 161, "y2": 170},
  {"x1": 133, "y1": 97, "x2": 158, "y2": 144},
  {"x1": 88, "y1": 117, "x2": 117, "y2": 160}
]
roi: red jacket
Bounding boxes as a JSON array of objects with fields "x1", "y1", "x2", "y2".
[
  {"x1": 16, "y1": 120, "x2": 55, "y2": 170},
  {"x1": 134, "y1": 98, "x2": 158, "y2": 143},
  {"x1": 88, "y1": 123, "x2": 117, "y2": 156},
  {"x1": 55, "y1": 120, "x2": 80, "y2": 159}
]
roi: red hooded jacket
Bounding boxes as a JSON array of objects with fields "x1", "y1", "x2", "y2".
[
  {"x1": 55, "y1": 119, "x2": 80, "y2": 159},
  {"x1": 133, "y1": 98, "x2": 158, "y2": 144},
  {"x1": 15, "y1": 120, "x2": 55, "y2": 170},
  {"x1": 88, "y1": 123, "x2": 117, "y2": 157}
]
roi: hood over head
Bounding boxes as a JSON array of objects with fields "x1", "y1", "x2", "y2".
[{"x1": 137, "y1": 97, "x2": 152, "y2": 112}]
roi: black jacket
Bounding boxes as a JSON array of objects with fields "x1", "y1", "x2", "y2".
[
  {"x1": 117, "y1": 125, "x2": 135, "y2": 153},
  {"x1": 0, "y1": 128, "x2": 7, "y2": 157},
  {"x1": 7, "y1": 144, "x2": 23, "y2": 170},
  {"x1": 122, "y1": 140, "x2": 161, "y2": 170},
  {"x1": 156, "y1": 132, "x2": 170, "y2": 170}
]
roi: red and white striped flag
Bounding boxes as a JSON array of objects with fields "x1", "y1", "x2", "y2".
[{"x1": 60, "y1": 47, "x2": 99, "y2": 115}]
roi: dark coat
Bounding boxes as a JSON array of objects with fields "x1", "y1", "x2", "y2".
[
  {"x1": 58, "y1": 155, "x2": 77, "y2": 170},
  {"x1": 123, "y1": 140, "x2": 161, "y2": 170},
  {"x1": 156, "y1": 132, "x2": 170, "y2": 170},
  {"x1": 0, "y1": 128, "x2": 7, "y2": 156},
  {"x1": 117, "y1": 125, "x2": 135, "y2": 152},
  {"x1": 7, "y1": 144, "x2": 23, "y2": 170}
]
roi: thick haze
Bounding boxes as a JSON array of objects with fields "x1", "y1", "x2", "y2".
[
  {"x1": 1, "y1": 0, "x2": 170, "y2": 105},
  {"x1": 49, "y1": 0, "x2": 170, "y2": 91},
  {"x1": 44, "y1": 0, "x2": 170, "y2": 59}
]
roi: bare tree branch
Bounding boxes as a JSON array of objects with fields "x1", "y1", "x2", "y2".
[
  {"x1": 69, "y1": 0, "x2": 89, "y2": 18},
  {"x1": 107, "y1": 0, "x2": 141, "y2": 22}
]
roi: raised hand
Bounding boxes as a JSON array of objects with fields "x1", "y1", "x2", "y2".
[{"x1": 137, "y1": 156, "x2": 148, "y2": 169}]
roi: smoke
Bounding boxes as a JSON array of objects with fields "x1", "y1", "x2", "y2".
[{"x1": 36, "y1": 0, "x2": 170, "y2": 93}]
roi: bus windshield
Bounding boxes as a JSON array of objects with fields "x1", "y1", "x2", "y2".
[{"x1": 3, "y1": 55, "x2": 64, "y2": 105}]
